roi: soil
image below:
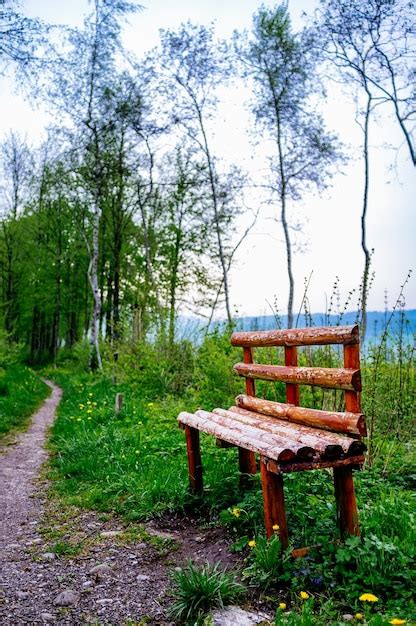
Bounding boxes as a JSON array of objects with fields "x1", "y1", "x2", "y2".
[{"x1": 0, "y1": 381, "x2": 248, "y2": 625}]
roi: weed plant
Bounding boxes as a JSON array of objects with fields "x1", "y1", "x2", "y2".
[{"x1": 168, "y1": 561, "x2": 245, "y2": 623}]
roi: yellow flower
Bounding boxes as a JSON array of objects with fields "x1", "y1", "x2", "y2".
[
  {"x1": 231, "y1": 507, "x2": 241, "y2": 518},
  {"x1": 389, "y1": 620, "x2": 406, "y2": 625},
  {"x1": 248, "y1": 539, "x2": 256, "y2": 548},
  {"x1": 272, "y1": 524, "x2": 280, "y2": 531},
  {"x1": 359, "y1": 593, "x2": 378, "y2": 603},
  {"x1": 299, "y1": 591, "x2": 310, "y2": 600},
  {"x1": 355, "y1": 614, "x2": 363, "y2": 621},
  {"x1": 79, "y1": 403, "x2": 84, "y2": 409},
  {"x1": 279, "y1": 602, "x2": 287, "y2": 610}
]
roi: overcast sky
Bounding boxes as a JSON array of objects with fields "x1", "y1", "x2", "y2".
[{"x1": 1, "y1": 0, "x2": 414, "y2": 317}]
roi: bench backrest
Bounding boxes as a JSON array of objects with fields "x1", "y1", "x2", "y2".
[{"x1": 230, "y1": 325, "x2": 366, "y2": 438}]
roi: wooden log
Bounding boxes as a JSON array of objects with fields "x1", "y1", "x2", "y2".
[
  {"x1": 115, "y1": 392, "x2": 123, "y2": 414},
  {"x1": 231, "y1": 325, "x2": 359, "y2": 347},
  {"x1": 211, "y1": 408, "x2": 317, "y2": 459},
  {"x1": 184, "y1": 425, "x2": 203, "y2": 494},
  {"x1": 260, "y1": 457, "x2": 289, "y2": 548},
  {"x1": 266, "y1": 455, "x2": 365, "y2": 474},
  {"x1": 235, "y1": 394, "x2": 367, "y2": 436},
  {"x1": 334, "y1": 466, "x2": 360, "y2": 538},
  {"x1": 344, "y1": 343, "x2": 362, "y2": 413},
  {"x1": 234, "y1": 363, "x2": 362, "y2": 391},
  {"x1": 240, "y1": 347, "x2": 257, "y2": 479},
  {"x1": 224, "y1": 407, "x2": 364, "y2": 457},
  {"x1": 178, "y1": 410, "x2": 301, "y2": 462},
  {"x1": 285, "y1": 346, "x2": 300, "y2": 405}
]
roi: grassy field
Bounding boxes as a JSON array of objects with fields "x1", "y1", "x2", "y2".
[
  {"x1": 43, "y1": 333, "x2": 415, "y2": 625},
  {"x1": 0, "y1": 363, "x2": 49, "y2": 442}
]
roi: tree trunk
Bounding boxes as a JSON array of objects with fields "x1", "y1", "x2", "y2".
[
  {"x1": 88, "y1": 202, "x2": 103, "y2": 370},
  {"x1": 360, "y1": 92, "x2": 372, "y2": 339}
]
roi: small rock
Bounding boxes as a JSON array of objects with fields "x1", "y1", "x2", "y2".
[
  {"x1": 194, "y1": 535, "x2": 204, "y2": 543},
  {"x1": 32, "y1": 538, "x2": 43, "y2": 545},
  {"x1": 212, "y1": 606, "x2": 272, "y2": 626},
  {"x1": 342, "y1": 615, "x2": 354, "y2": 622},
  {"x1": 148, "y1": 530, "x2": 176, "y2": 540},
  {"x1": 89, "y1": 563, "x2": 113, "y2": 576},
  {"x1": 174, "y1": 567, "x2": 182, "y2": 572},
  {"x1": 41, "y1": 613, "x2": 55, "y2": 623},
  {"x1": 8, "y1": 543, "x2": 21, "y2": 549},
  {"x1": 96, "y1": 598, "x2": 113, "y2": 604},
  {"x1": 82, "y1": 580, "x2": 93, "y2": 587},
  {"x1": 41, "y1": 552, "x2": 56, "y2": 561},
  {"x1": 136, "y1": 574, "x2": 150, "y2": 582},
  {"x1": 54, "y1": 589, "x2": 80, "y2": 607},
  {"x1": 16, "y1": 591, "x2": 30, "y2": 600},
  {"x1": 100, "y1": 530, "x2": 122, "y2": 538}
]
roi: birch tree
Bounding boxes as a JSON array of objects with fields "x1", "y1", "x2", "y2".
[{"x1": 237, "y1": 5, "x2": 341, "y2": 328}]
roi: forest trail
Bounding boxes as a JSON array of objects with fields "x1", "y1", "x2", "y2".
[{"x1": 0, "y1": 381, "x2": 243, "y2": 625}]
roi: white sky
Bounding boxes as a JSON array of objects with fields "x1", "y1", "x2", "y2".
[{"x1": 1, "y1": 0, "x2": 415, "y2": 317}]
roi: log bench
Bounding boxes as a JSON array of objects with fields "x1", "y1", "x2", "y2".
[{"x1": 178, "y1": 325, "x2": 367, "y2": 550}]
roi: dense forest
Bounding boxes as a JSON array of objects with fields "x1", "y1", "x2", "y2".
[{"x1": 0, "y1": 0, "x2": 414, "y2": 366}]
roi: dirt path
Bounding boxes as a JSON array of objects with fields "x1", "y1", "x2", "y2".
[{"x1": 0, "y1": 381, "x2": 245, "y2": 626}]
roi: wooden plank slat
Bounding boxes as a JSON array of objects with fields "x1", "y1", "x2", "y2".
[
  {"x1": 222, "y1": 407, "x2": 365, "y2": 457},
  {"x1": 178, "y1": 411, "x2": 308, "y2": 462},
  {"x1": 235, "y1": 394, "x2": 367, "y2": 436},
  {"x1": 231, "y1": 325, "x2": 359, "y2": 347},
  {"x1": 234, "y1": 363, "x2": 362, "y2": 391},
  {"x1": 266, "y1": 455, "x2": 365, "y2": 474}
]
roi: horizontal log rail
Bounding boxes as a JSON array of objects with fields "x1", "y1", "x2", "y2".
[
  {"x1": 231, "y1": 325, "x2": 359, "y2": 347},
  {"x1": 265, "y1": 455, "x2": 366, "y2": 474},
  {"x1": 234, "y1": 363, "x2": 362, "y2": 391},
  {"x1": 235, "y1": 394, "x2": 367, "y2": 436}
]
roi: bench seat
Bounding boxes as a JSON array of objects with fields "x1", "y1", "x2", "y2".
[{"x1": 179, "y1": 406, "x2": 366, "y2": 464}]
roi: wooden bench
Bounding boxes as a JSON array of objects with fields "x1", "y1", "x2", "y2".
[{"x1": 178, "y1": 325, "x2": 366, "y2": 550}]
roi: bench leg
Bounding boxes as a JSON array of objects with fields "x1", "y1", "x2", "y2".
[
  {"x1": 333, "y1": 466, "x2": 359, "y2": 538},
  {"x1": 185, "y1": 426, "x2": 203, "y2": 494},
  {"x1": 238, "y1": 448, "x2": 257, "y2": 487},
  {"x1": 260, "y1": 458, "x2": 289, "y2": 549}
]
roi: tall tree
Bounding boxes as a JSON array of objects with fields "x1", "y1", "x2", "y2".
[
  {"x1": 46, "y1": 0, "x2": 139, "y2": 368},
  {"x1": 159, "y1": 22, "x2": 240, "y2": 324},
  {"x1": 315, "y1": 0, "x2": 416, "y2": 336},
  {"x1": 237, "y1": 5, "x2": 341, "y2": 328}
]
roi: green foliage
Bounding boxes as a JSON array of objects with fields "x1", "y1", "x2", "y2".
[
  {"x1": 0, "y1": 363, "x2": 48, "y2": 439},
  {"x1": 168, "y1": 561, "x2": 245, "y2": 623}
]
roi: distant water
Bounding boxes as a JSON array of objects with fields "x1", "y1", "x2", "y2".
[{"x1": 175, "y1": 310, "x2": 416, "y2": 345}]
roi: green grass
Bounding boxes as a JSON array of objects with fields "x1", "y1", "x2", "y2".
[{"x1": 0, "y1": 363, "x2": 49, "y2": 441}]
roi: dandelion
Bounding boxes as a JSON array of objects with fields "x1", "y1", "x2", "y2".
[
  {"x1": 231, "y1": 507, "x2": 241, "y2": 518},
  {"x1": 248, "y1": 539, "x2": 256, "y2": 548},
  {"x1": 299, "y1": 591, "x2": 310, "y2": 600},
  {"x1": 389, "y1": 620, "x2": 406, "y2": 625},
  {"x1": 272, "y1": 524, "x2": 280, "y2": 531},
  {"x1": 79, "y1": 403, "x2": 85, "y2": 409},
  {"x1": 355, "y1": 614, "x2": 363, "y2": 620},
  {"x1": 76, "y1": 418, "x2": 82, "y2": 422},
  {"x1": 359, "y1": 593, "x2": 378, "y2": 603},
  {"x1": 279, "y1": 602, "x2": 286, "y2": 610}
]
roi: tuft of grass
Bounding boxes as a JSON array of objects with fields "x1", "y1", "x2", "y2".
[
  {"x1": 0, "y1": 364, "x2": 49, "y2": 441},
  {"x1": 168, "y1": 560, "x2": 245, "y2": 623}
]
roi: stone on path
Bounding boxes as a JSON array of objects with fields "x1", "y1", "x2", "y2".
[
  {"x1": 89, "y1": 563, "x2": 113, "y2": 576},
  {"x1": 212, "y1": 606, "x2": 272, "y2": 626},
  {"x1": 53, "y1": 588, "x2": 80, "y2": 606}
]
